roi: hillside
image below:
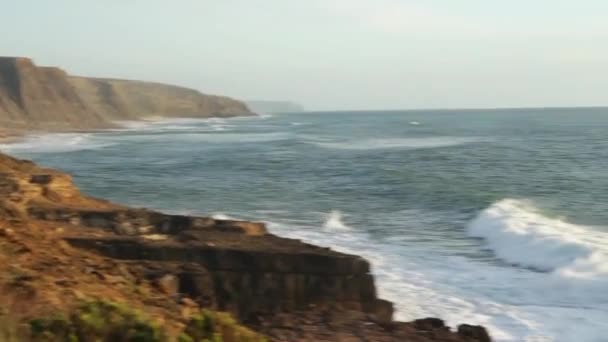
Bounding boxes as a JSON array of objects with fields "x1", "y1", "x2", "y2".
[{"x1": 0, "y1": 57, "x2": 254, "y2": 131}]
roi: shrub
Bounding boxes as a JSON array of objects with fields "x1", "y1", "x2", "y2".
[
  {"x1": 29, "y1": 299, "x2": 165, "y2": 342},
  {"x1": 180, "y1": 310, "x2": 266, "y2": 342}
]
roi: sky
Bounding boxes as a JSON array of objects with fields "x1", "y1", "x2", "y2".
[{"x1": 2, "y1": 0, "x2": 607, "y2": 110}]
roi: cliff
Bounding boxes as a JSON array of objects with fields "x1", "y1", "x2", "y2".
[
  {"x1": 0, "y1": 57, "x2": 254, "y2": 132},
  {"x1": 0, "y1": 152, "x2": 491, "y2": 341},
  {"x1": 69, "y1": 77, "x2": 252, "y2": 120}
]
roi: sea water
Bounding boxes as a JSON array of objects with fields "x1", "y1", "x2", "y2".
[{"x1": 2, "y1": 108, "x2": 608, "y2": 341}]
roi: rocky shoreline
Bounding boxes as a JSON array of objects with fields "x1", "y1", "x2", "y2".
[{"x1": 0, "y1": 152, "x2": 491, "y2": 341}]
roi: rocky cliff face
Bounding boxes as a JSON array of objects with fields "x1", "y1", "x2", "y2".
[
  {"x1": 0, "y1": 152, "x2": 491, "y2": 341},
  {"x1": 0, "y1": 57, "x2": 253, "y2": 131},
  {"x1": 69, "y1": 77, "x2": 252, "y2": 120}
]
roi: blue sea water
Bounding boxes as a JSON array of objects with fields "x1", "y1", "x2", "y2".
[{"x1": 2, "y1": 108, "x2": 608, "y2": 341}]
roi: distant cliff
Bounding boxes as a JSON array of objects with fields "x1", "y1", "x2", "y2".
[
  {"x1": 0, "y1": 57, "x2": 254, "y2": 131},
  {"x1": 246, "y1": 100, "x2": 304, "y2": 114}
]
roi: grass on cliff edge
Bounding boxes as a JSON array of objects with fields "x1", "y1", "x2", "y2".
[{"x1": 0, "y1": 299, "x2": 266, "y2": 342}]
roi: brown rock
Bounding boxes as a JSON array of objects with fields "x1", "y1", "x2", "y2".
[{"x1": 155, "y1": 274, "x2": 179, "y2": 296}]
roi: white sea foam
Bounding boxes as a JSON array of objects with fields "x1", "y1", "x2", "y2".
[
  {"x1": 211, "y1": 213, "x2": 238, "y2": 220},
  {"x1": 114, "y1": 117, "x2": 225, "y2": 132},
  {"x1": 468, "y1": 199, "x2": 608, "y2": 280},
  {"x1": 323, "y1": 210, "x2": 352, "y2": 231},
  {"x1": 262, "y1": 207, "x2": 608, "y2": 342},
  {"x1": 308, "y1": 136, "x2": 487, "y2": 150},
  {"x1": 0, "y1": 133, "x2": 114, "y2": 154}
]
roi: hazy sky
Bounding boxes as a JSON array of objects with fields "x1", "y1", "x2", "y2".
[{"x1": 2, "y1": 0, "x2": 607, "y2": 110}]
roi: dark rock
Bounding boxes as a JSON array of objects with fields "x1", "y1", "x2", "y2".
[
  {"x1": 458, "y1": 324, "x2": 492, "y2": 342},
  {"x1": 414, "y1": 317, "x2": 446, "y2": 331}
]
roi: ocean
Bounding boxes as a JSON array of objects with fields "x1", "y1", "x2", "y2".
[{"x1": 2, "y1": 108, "x2": 607, "y2": 341}]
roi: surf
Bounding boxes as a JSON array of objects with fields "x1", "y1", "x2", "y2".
[
  {"x1": 0, "y1": 133, "x2": 115, "y2": 154},
  {"x1": 468, "y1": 199, "x2": 608, "y2": 280}
]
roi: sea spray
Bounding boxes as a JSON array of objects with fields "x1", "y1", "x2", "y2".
[
  {"x1": 323, "y1": 210, "x2": 352, "y2": 231},
  {"x1": 468, "y1": 199, "x2": 608, "y2": 279}
]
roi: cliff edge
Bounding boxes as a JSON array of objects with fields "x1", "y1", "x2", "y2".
[
  {"x1": 0, "y1": 152, "x2": 491, "y2": 341},
  {"x1": 0, "y1": 57, "x2": 254, "y2": 132}
]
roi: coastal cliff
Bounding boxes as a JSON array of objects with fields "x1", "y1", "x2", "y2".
[
  {"x1": 0, "y1": 152, "x2": 491, "y2": 341},
  {"x1": 0, "y1": 57, "x2": 253, "y2": 132}
]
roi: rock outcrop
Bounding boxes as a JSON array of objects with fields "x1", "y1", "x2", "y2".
[
  {"x1": 0, "y1": 152, "x2": 491, "y2": 341},
  {"x1": 0, "y1": 57, "x2": 254, "y2": 131}
]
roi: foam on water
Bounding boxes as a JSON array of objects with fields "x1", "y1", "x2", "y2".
[
  {"x1": 211, "y1": 213, "x2": 238, "y2": 220},
  {"x1": 0, "y1": 133, "x2": 114, "y2": 154},
  {"x1": 323, "y1": 210, "x2": 352, "y2": 231},
  {"x1": 308, "y1": 136, "x2": 487, "y2": 150},
  {"x1": 114, "y1": 117, "x2": 228, "y2": 132},
  {"x1": 259, "y1": 206, "x2": 608, "y2": 342},
  {"x1": 468, "y1": 199, "x2": 608, "y2": 280}
]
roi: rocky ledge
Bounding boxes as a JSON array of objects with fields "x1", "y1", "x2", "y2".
[{"x1": 0, "y1": 152, "x2": 491, "y2": 341}]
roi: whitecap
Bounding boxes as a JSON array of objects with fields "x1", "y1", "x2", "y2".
[
  {"x1": 211, "y1": 213, "x2": 238, "y2": 220},
  {"x1": 262, "y1": 206, "x2": 608, "y2": 342},
  {"x1": 467, "y1": 199, "x2": 608, "y2": 280},
  {"x1": 308, "y1": 137, "x2": 487, "y2": 151},
  {"x1": 323, "y1": 210, "x2": 352, "y2": 231}
]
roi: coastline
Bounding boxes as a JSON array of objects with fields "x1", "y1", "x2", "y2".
[
  {"x1": 0, "y1": 113, "x2": 254, "y2": 146},
  {"x1": 0, "y1": 124, "x2": 492, "y2": 341}
]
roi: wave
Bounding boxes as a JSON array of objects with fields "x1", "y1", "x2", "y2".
[
  {"x1": 265, "y1": 208, "x2": 608, "y2": 341},
  {"x1": 0, "y1": 133, "x2": 114, "y2": 154},
  {"x1": 308, "y1": 136, "x2": 487, "y2": 151},
  {"x1": 323, "y1": 210, "x2": 352, "y2": 231},
  {"x1": 468, "y1": 199, "x2": 608, "y2": 280},
  {"x1": 114, "y1": 117, "x2": 227, "y2": 132},
  {"x1": 211, "y1": 213, "x2": 238, "y2": 220}
]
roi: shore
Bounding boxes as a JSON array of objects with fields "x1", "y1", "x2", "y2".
[{"x1": 0, "y1": 145, "x2": 492, "y2": 341}]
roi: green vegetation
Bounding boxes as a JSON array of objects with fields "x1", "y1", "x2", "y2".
[
  {"x1": 1, "y1": 299, "x2": 267, "y2": 342},
  {"x1": 179, "y1": 310, "x2": 267, "y2": 342},
  {"x1": 28, "y1": 300, "x2": 165, "y2": 342}
]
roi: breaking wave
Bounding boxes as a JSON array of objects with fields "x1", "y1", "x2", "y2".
[
  {"x1": 323, "y1": 210, "x2": 352, "y2": 231},
  {"x1": 468, "y1": 199, "x2": 608, "y2": 280}
]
